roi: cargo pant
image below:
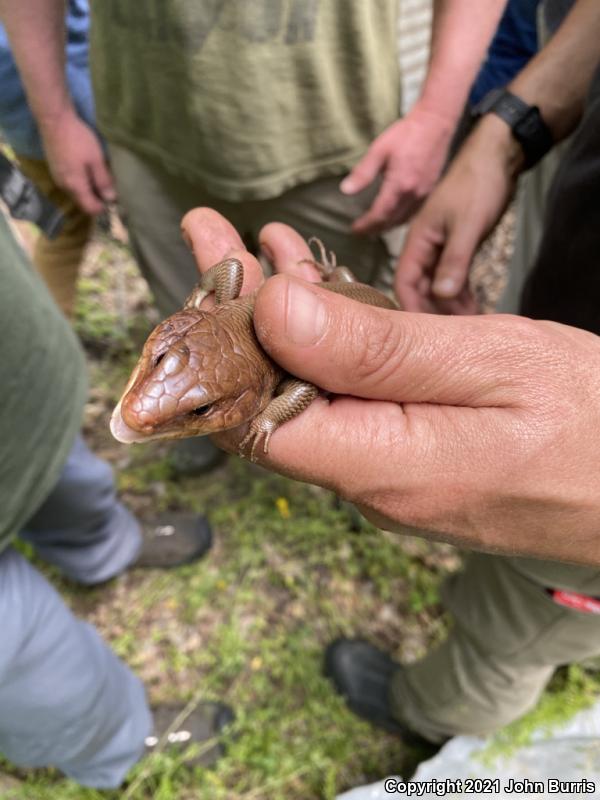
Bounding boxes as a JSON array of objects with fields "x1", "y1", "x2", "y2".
[
  {"x1": 107, "y1": 143, "x2": 402, "y2": 317},
  {"x1": 392, "y1": 554, "x2": 600, "y2": 743},
  {"x1": 0, "y1": 436, "x2": 151, "y2": 787},
  {"x1": 392, "y1": 64, "x2": 600, "y2": 744},
  {"x1": 15, "y1": 155, "x2": 93, "y2": 318}
]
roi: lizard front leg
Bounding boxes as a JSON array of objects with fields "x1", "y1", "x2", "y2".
[
  {"x1": 183, "y1": 257, "x2": 244, "y2": 309},
  {"x1": 239, "y1": 378, "x2": 319, "y2": 462},
  {"x1": 298, "y1": 237, "x2": 357, "y2": 284}
]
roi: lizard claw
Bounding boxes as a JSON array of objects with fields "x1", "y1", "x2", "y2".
[{"x1": 238, "y1": 425, "x2": 274, "y2": 462}]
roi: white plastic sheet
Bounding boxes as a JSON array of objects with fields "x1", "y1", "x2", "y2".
[{"x1": 337, "y1": 701, "x2": 600, "y2": 799}]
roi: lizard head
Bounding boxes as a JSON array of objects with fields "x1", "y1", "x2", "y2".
[{"x1": 111, "y1": 307, "x2": 266, "y2": 444}]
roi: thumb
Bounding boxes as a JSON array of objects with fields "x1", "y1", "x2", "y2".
[
  {"x1": 340, "y1": 144, "x2": 386, "y2": 195},
  {"x1": 431, "y1": 224, "x2": 479, "y2": 299},
  {"x1": 254, "y1": 275, "x2": 535, "y2": 407}
]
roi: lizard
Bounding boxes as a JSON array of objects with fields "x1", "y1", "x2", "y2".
[{"x1": 110, "y1": 240, "x2": 397, "y2": 461}]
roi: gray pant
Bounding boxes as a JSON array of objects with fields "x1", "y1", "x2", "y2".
[
  {"x1": 0, "y1": 436, "x2": 151, "y2": 788},
  {"x1": 108, "y1": 143, "x2": 403, "y2": 316}
]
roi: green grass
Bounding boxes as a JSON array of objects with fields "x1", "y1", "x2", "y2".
[{"x1": 3, "y1": 454, "x2": 447, "y2": 799}]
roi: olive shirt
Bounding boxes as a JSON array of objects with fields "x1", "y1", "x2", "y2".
[
  {"x1": 89, "y1": 0, "x2": 400, "y2": 201},
  {"x1": 0, "y1": 214, "x2": 86, "y2": 552}
]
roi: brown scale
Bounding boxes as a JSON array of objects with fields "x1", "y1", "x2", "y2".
[{"x1": 111, "y1": 240, "x2": 396, "y2": 461}]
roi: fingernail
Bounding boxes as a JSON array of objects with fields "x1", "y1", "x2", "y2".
[
  {"x1": 181, "y1": 227, "x2": 194, "y2": 251},
  {"x1": 284, "y1": 280, "x2": 327, "y2": 346},
  {"x1": 433, "y1": 277, "x2": 456, "y2": 296},
  {"x1": 340, "y1": 177, "x2": 354, "y2": 194},
  {"x1": 103, "y1": 189, "x2": 117, "y2": 202}
]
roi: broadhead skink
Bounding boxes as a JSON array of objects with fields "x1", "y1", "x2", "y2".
[{"x1": 110, "y1": 243, "x2": 396, "y2": 460}]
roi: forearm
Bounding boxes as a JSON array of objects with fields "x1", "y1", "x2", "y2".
[
  {"x1": 509, "y1": 0, "x2": 600, "y2": 141},
  {"x1": 0, "y1": 0, "x2": 74, "y2": 131},
  {"x1": 416, "y1": 0, "x2": 507, "y2": 124}
]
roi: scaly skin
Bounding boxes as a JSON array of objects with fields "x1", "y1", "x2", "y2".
[{"x1": 111, "y1": 248, "x2": 396, "y2": 460}]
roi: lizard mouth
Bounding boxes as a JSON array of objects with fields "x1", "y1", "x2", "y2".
[
  {"x1": 110, "y1": 399, "x2": 217, "y2": 443},
  {"x1": 110, "y1": 399, "x2": 151, "y2": 443}
]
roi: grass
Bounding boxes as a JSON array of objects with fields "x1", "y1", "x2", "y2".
[
  {"x1": 3, "y1": 453, "x2": 449, "y2": 799},
  {"x1": 481, "y1": 665, "x2": 600, "y2": 766},
  {"x1": 1, "y1": 230, "x2": 598, "y2": 799}
]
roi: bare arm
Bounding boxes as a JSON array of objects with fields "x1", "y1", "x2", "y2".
[
  {"x1": 419, "y1": 0, "x2": 508, "y2": 124},
  {"x1": 509, "y1": 0, "x2": 600, "y2": 140},
  {"x1": 344, "y1": 0, "x2": 507, "y2": 234},
  {"x1": 396, "y1": 0, "x2": 600, "y2": 313},
  {"x1": 0, "y1": 0, "x2": 115, "y2": 213},
  {"x1": 0, "y1": 0, "x2": 70, "y2": 126}
]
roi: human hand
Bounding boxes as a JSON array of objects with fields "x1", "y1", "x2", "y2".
[
  {"x1": 182, "y1": 208, "x2": 600, "y2": 566},
  {"x1": 395, "y1": 115, "x2": 524, "y2": 315},
  {"x1": 340, "y1": 106, "x2": 454, "y2": 235},
  {"x1": 40, "y1": 109, "x2": 115, "y2": 215}
]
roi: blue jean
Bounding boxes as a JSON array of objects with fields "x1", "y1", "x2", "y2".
[{"x1": 0, "y1": 436, "x2": 151, "y2": 788}]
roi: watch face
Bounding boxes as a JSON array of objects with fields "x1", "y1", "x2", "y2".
[
  {"x1": 516, "y1": 108, "x2": 539, "y2": 138},
  {"x1": 473, "y1": 90, "x2": 554, "y2": 169},
  {"x1": 500, "y1": 96, "x2": 526, "y2": 124}
]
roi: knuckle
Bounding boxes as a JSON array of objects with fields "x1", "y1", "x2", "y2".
[
  {"x1": 345, "y1": 311, "x2": 404, "y2": 389},
  {"x1": 498, "y1": 315, "x2": 543, "y2": 351}
]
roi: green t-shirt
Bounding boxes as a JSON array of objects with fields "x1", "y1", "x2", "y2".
[
  {"x1": 0, "y1": 214, "x2": 87, "y2": 552},
  {"x1": 90, "y1": 0, "x2": 401, "y2": 201}
]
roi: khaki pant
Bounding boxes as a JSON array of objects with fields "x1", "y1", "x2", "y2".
[
  {"x1": 108, "y1": 143, "x2": 402, "y2": 316},
  {"x1": 16, "y1": 156, "x2": 93, "y2": 318},
  {"x1": 392, "y1": 554, "x2": 600, "y2": 743}
]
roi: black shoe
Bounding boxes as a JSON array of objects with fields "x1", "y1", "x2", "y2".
[
  {"x1": 168, "y1": 437, "x2": 225, "y2": 477},
  {"x1": 133, "y1": 513, "x2": 213, "y2": 569},
  {"x1": 324, "y1": 638, "x2": 434, "y2": 746},
  {"x1": 146, "y1": 702, "x2": 235, "y2": 768}
]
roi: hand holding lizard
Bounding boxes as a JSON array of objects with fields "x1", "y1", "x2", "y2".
[{"x1": 117, "y1": 208, "x2": 600, "y2": 566}]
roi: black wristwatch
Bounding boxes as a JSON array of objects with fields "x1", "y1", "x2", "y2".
[{"x1": 472, "y1": 88, "x2": 554, "y2": 170}]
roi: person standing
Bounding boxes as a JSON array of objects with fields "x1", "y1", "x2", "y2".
[
  {"x1": 0, "y1": 207, "x2": 232, "y2": 788},
  {"x1": 0, "y1": 0, "x2": 108, "y2": 317}
]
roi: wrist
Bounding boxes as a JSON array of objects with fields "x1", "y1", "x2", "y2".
[
  {"x1": 37, "y1": 101, "x2": 78, "y2": 137},
  {"x1": 472, "y1": 89, "x2": 554, "y2": 170},
  {"x1": 410, "y1": 99, "x2": 457, "y2": 137},
  {"x1": 470, "y1": 115, "x2": 526, "y2": 178}
]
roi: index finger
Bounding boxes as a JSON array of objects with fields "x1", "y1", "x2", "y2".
[
  {"x1": 394, "y1": 218, "x2": 443, "y2": 310},
  {"x1": 259, "y1": 222, "x2": 322, "y2": 282},
  {"x1": 351, "y1": 181, "x2": 413, "y2": 235},
  {"x1": 73, "y1": 171, "x2": 105, "y2": 215},
  {"x1": 181, "y1": 207, "x2": 264, "y2": 293}
]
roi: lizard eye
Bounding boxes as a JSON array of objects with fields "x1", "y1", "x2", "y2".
[
  {"x1": 190, "y1": 404, "x2": 212, "y2": 417},
  {"x1": 154, "y1": 353, "x2": 166, "y2": 367}
]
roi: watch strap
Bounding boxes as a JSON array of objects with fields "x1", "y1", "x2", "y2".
[{"x1": 472, "y1": 89, "x2": 554, "y2": 170}]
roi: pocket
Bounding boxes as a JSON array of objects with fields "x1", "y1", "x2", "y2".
[{"x1": 442, "y1": 553, "x2": 565, "y2": 658}]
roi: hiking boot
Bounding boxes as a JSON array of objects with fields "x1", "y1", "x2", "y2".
[
  {"x1": 146, "y1": 702, "x2": 235, "y2": 767},
  {"x1": 324, "y1": 638, "x2": 434, "y2": 746},
  {"x1": 168, "y1": 438, "x2": 225, "y2": 477},
  {"x1": 133, "y1": 513, "x2": 213, "y2": 569}
]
